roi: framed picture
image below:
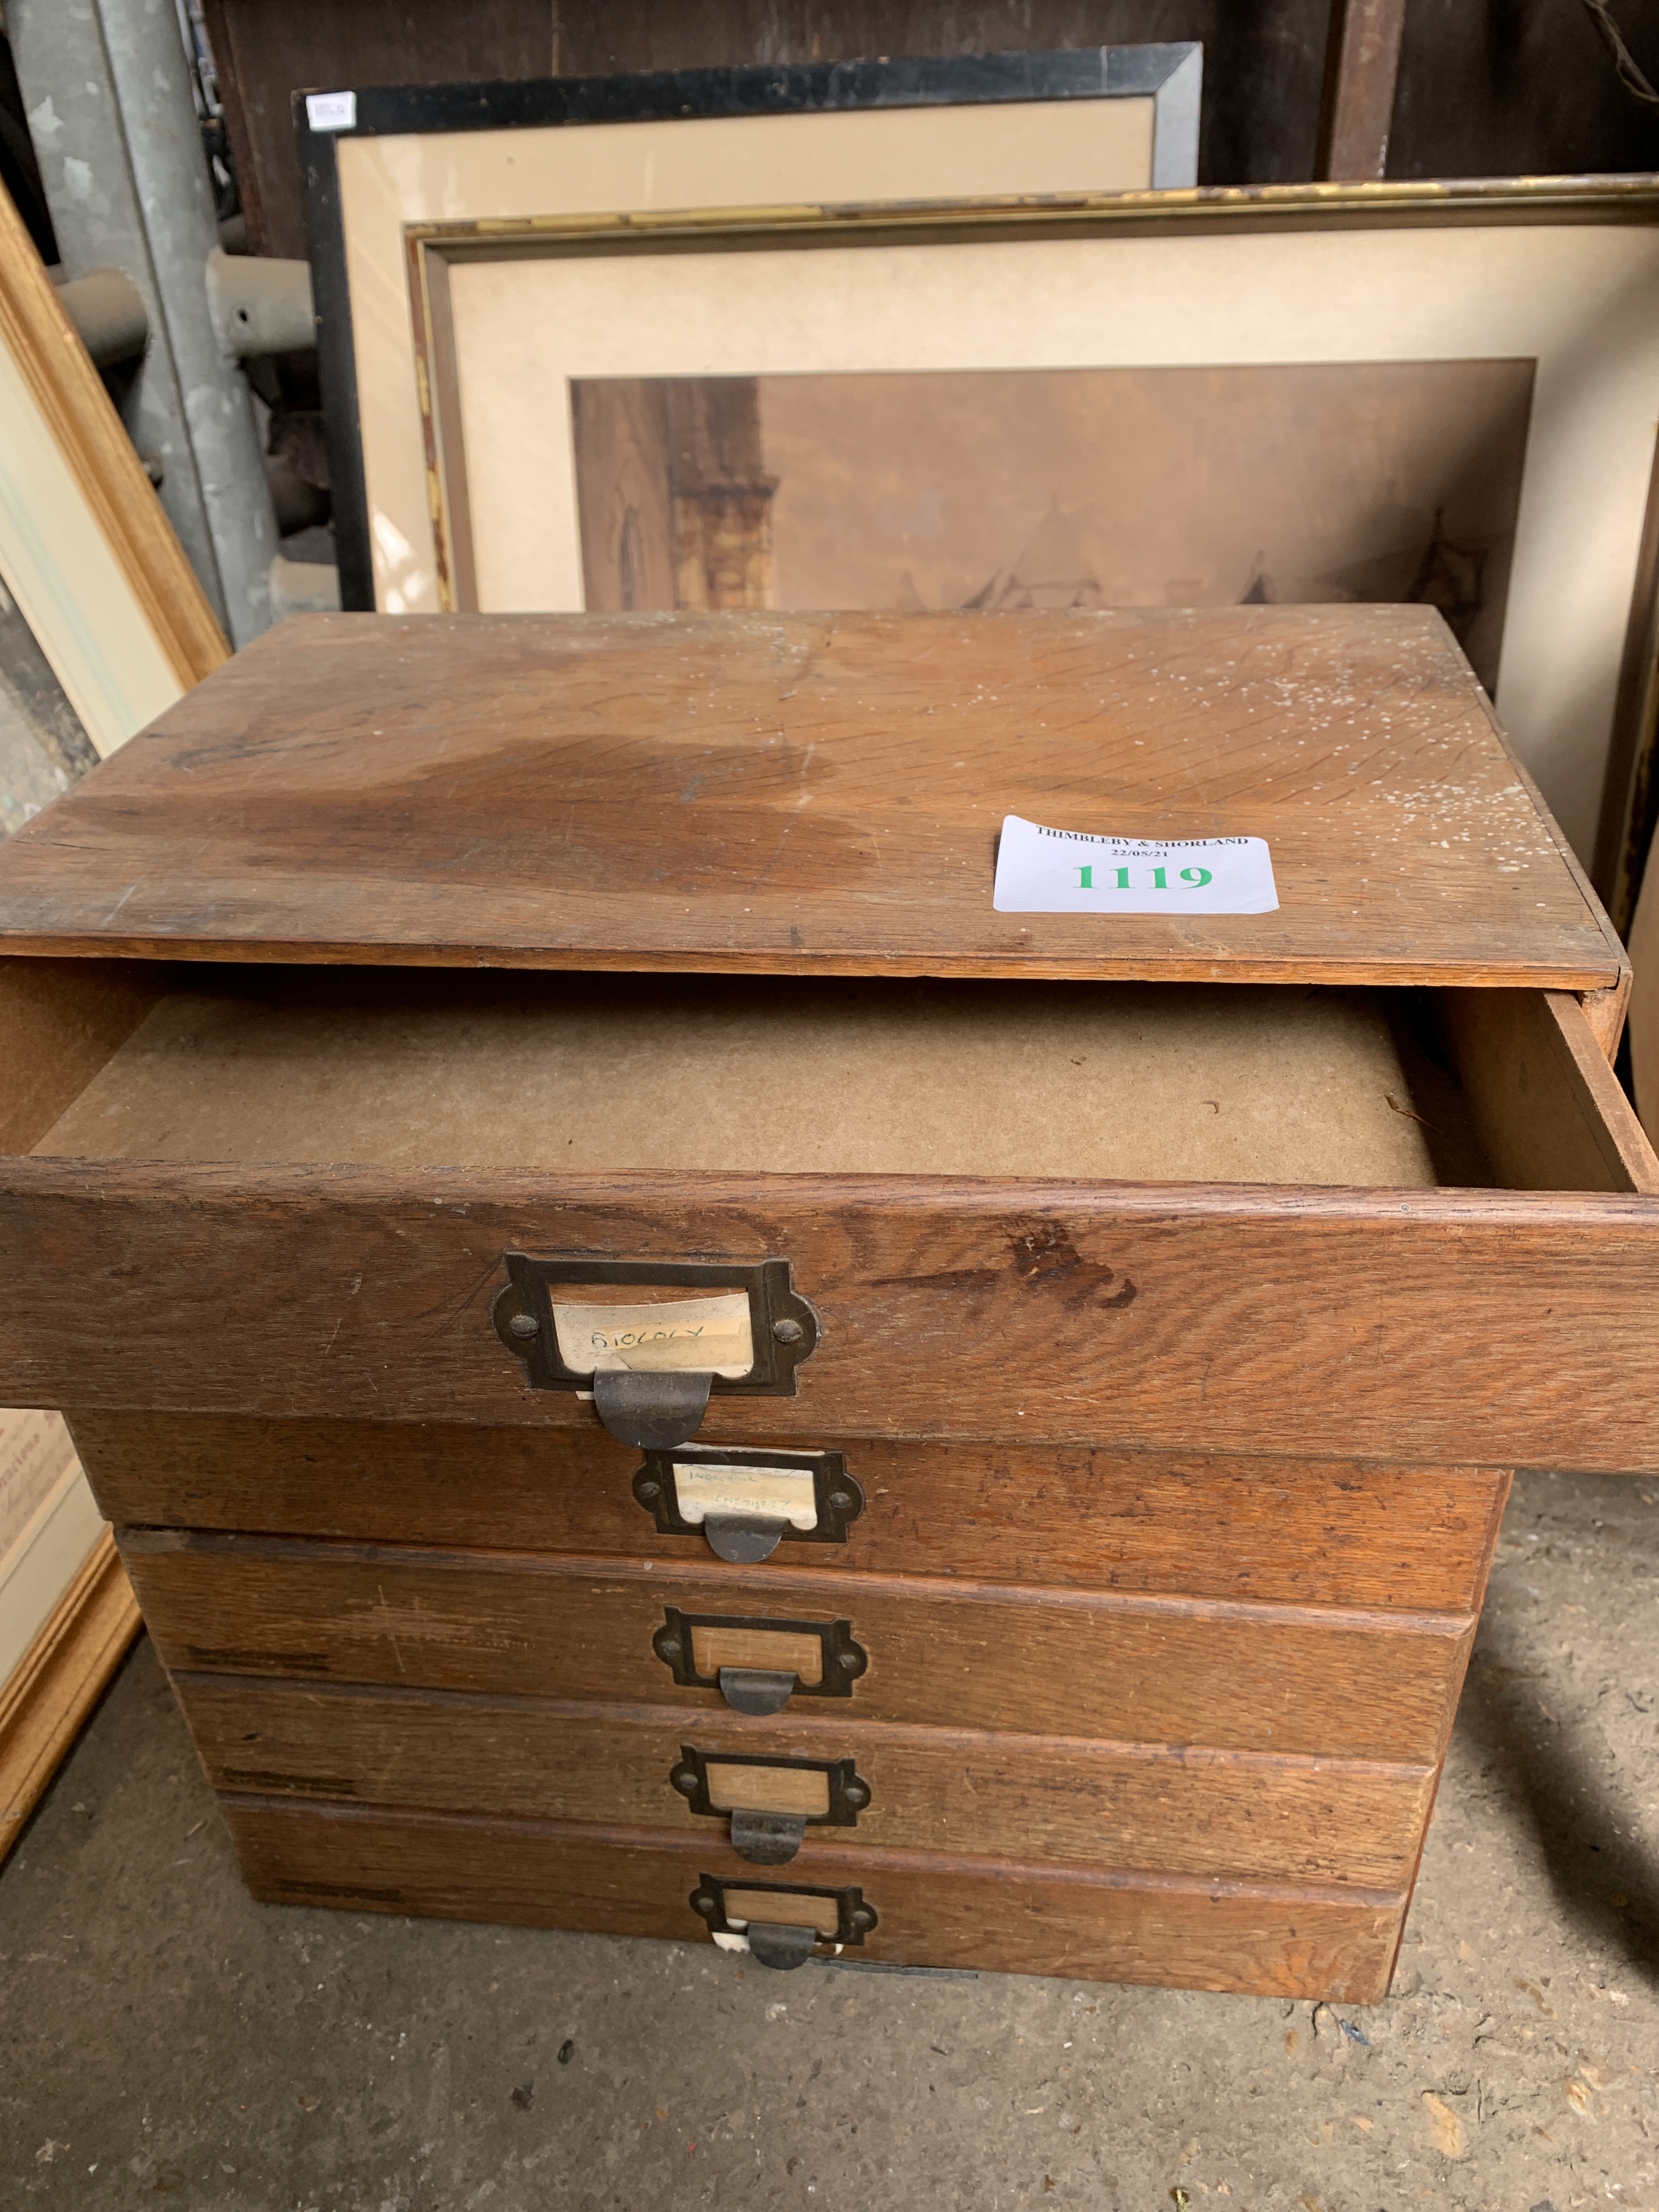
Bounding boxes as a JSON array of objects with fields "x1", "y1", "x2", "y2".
[
  {"x1": 306, "y1": 154, "x2": 1659, "y2": 874},
  {"x1": 297, "y1": 46, "x2": 1203, "y2": 611}
]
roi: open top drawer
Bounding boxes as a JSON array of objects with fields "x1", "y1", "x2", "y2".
[{"x1": 1, "y1": 955, "x2": 1655, "y2": 1470}]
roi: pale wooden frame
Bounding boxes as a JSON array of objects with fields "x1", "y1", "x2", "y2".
[
  {"x1": 0, "y1": 182, "x2": 226, "y2": 758},
  {"x1": 0, "y1": 1530, "x2": 140, "y2": 1865}
]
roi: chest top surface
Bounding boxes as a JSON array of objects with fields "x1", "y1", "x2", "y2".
[{"x1": 0, "y1": 605, "x2": 1622, "y2": 988}]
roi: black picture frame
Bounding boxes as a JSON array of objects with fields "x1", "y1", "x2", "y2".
[{"x1": 294, "y1": 46, "x2": 1203, "y2": 613}]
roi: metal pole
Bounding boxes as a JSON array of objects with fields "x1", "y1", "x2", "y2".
[
  {"x1": 11, "y1": 0, "x2": 231, "y2": 631},
  {"x1": 94, "y1": 0, "x2": 275, "y2": 645}
]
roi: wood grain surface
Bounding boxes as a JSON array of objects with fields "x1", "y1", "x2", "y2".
[
  {"x1": 1444, "y1": 988, "x2": 1659, "y2": 1195},
  {"x1": 0, "y1": 608, "x2": 1622, "y2": 988},
  {"x1": 69, "y1": 1411, "x2": 1511, "y2": 1614},
  {"x1": 8, "y1": 1161, "x2": 1659, "y2": 1470},
  {"x1": 0, "y1": 957, "x2": 167, "y2": 1154},
  {"x1": 176, "y1": 1674, "x2": 1439, "y2": 1888},
  {"x1": 1578, "y1": 973, "x2": 1632, "y2": 1064},
  {"x1": 222, "y1": 1796, "x2": 1406, "y2": 1999},
  {"x1": 121, "y1": 1534, "x2": 1474, "y2": 1761},
  {"x1": 1316, "y1": 0, "x2": 1408, "y2": 182}
]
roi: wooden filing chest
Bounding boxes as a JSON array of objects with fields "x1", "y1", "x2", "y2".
[{"x1": 0, "y1": 604, "x2": 1654, "y2": 1998}]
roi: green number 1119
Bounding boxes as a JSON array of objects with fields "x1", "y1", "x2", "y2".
[{"x1": 1075, "y1": 864, "x2": 1213, "y2": 891}]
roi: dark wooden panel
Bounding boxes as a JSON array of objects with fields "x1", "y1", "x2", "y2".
[
  {"x1": 551, "y1": 3, "x2": 1328, "y2": 192},
  {"x1": 1387, "y1": 0, "x2": 1659, "y2": 186},
  {"x1": 178, "y1": 1673, "x2": 1439, "y2": 1887},
  {"x1": 123, "y1": 1533, "x2": 1474, "y2": 1760},
  {"x1": 563, "y1": 0, "x2": 1659, "y2": 187},
  {"x1": 201, "y1": 0, "x2": 557, "y2": 257},
  {"x1": 8, "y1": 1161, "x2": 1659, "y2": 1471},
  {"x1": 72, "y1": 1410, "x2": 1511, "y2": 1615},
  {"x1": 1314, "y1": 0, "x2": 1406, "y2": 182},
  {"x1": 205, "y1": 0, "x2": 1659, "y2": 265},
  {"x1": 222, "y1": 1795, "x2": 1406, "y2": 1999},
  {"x1": 554, "y1": 1, "x2": 1659, "y2": 190},
  {"x1": 0, "y1": 610, "x2": 1621, "y2": 989},
  {"x1": 211, "y1": 3, "x2": 1330, "y2": 261}
]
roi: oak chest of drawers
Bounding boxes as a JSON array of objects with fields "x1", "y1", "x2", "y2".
[{"x1": 1, "y1": 604, "x2": 1654, "y2": 1999}]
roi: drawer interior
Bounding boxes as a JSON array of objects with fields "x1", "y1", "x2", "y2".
[
  {"x1": 22, "y1": 967, "x2": 1472, "y2": 1185},
  {"x1": 8, "y1": 961, "x2": 1654, "y2": 1193}
]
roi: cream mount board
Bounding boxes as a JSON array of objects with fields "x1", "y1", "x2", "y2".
[{"x1": 0, "y1": 334, "x2": 180, "y2": 759}]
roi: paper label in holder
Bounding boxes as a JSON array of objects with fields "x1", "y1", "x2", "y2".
[
  {"x1": 550, "y1": 1292, "x2": 754, "y2": 1378},
  {"x1": 672, "y1": 1460, "x2": 819, "y2": 1530},
  {"x1": 993, "y1": 815, "x2": 1278, "y2": 915}
]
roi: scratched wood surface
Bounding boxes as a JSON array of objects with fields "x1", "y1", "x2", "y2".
[
  {"x1": 0, "y1": 608, "x2": 1623, "y2": 989},
  {"x1": 176, "y1": 1673, "x2": 1438, "y2": 1888},
  {"x1": 222, "y1": 1797, "x2": 1406, "y2": 2000},
  {"x1": 9, "y1": 1161, "x2": 1659, "y2": 1470},
  {"x1": 119, "y1": 1534, "x2": 1474, "y2": 1762},
  {"x1": 70, "y1": 1412, "x2": 1511, "y2": 1613}
]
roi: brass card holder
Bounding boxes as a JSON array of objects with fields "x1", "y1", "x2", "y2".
[
  {"x1": 633, "y1": 1443, "x2": 863, "y2": 1562},
  {"x1": 493, "y1": 1256, "x2": 819, "y2": 1448},
  {"x1": 652, "y1": 1607, "x2": 868, "y2": 1715},
  {"x1": 669, "y1": 1745, "x2": 871, "y2": 1864},
  {"x1": 689, "y1": 1875, "x2": 877, "y2": 1970}
]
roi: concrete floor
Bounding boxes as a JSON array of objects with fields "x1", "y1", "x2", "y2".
[{"x1": 3, "y1": 1466, "x2": 1656, "y2": 2211}]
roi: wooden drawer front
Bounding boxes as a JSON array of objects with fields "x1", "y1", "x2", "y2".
[
  {"x1": 123, "y1": 1535, "x2": 1473, "y2": 1761},
  {"x1": 222, "y1": 1797, "x2": 1406, "y2": 2002},
  {"x1": 73, "y1": 1411, "x2": 1511, "y2": 1615},
  {"x1": 4, "y1": 964, "x2": 1656, "y2": 1472},
  {"x1": 177, "y1": 1675, "x2": 1439, "y2": 1889},
  {"x1": 9, "y1": 1145, "x2": 1659, "y2": 1472}
]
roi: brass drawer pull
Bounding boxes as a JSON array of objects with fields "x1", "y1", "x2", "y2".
[
  {"x1": 594, "y1": 1370, "x2": 712, "y2": 1454},
  {"x1": 690, "y1": 1875, "x2": 877, "y2": 1969},
  {"x1": 719, "y1": 1668, "x2": 797, "y2": 1717},
  {"x1": 633, "y1": 1444, "x2": 864, "y2": 1562},
  {"x1": 670, "y1": 1745, "x2": 871, "y2": 1863},
  {"x1": 730, "y1": 1810, "x2": 806, "y2": 1863},
  {"x1": 652, "y1": 1607, "x2": 867, "y2": 1712}
]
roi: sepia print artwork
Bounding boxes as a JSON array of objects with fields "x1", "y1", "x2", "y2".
[{"x1": 571, "y1": 361, "x2": 1535, "y2": 691}]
